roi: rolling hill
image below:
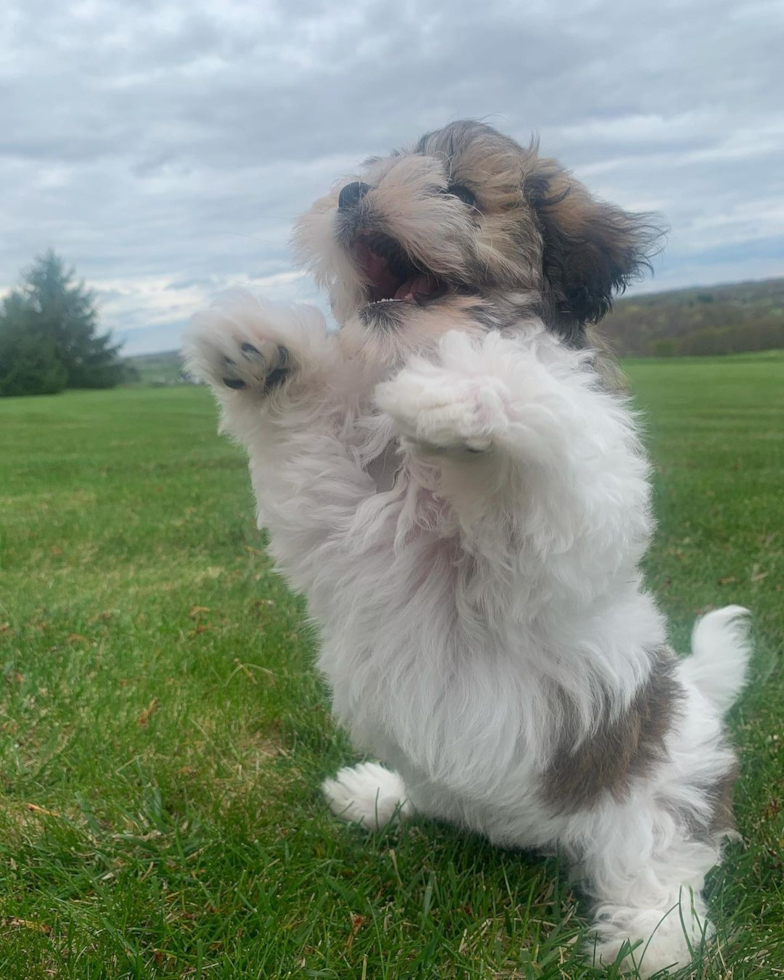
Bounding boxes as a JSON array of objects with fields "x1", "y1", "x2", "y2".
[{"x1": 600, "y1": 276, "x2": 784, "y2": 357}]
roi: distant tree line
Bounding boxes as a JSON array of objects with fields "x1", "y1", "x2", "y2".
[
  {"x1": 601, "y1": 277, "x2": 784, "y2": 358},
  {"x1": 0, "y1": 251, "x2": 130, "y2": 397}
]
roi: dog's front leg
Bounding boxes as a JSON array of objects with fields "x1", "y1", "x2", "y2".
[
  {"x1": 376, "y1": 328, "x2": 651, "y2": 580},
  {"x1": 375, "y1": 338, "x2": 510, "y2": 455},
  {"x1": 183, "y1": 292, "x2": 377, "y2": 594},
  {"x1": 183, "y1": 291, "x2": 336, "y2": 411}
]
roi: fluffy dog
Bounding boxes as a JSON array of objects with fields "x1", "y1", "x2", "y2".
[{"x1": 183, "y1": 121, "x2": 751, "y2": 976}]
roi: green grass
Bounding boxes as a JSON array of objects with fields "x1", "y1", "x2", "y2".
[{"x1": 1, "y1": 359, "x2": 782, "y2": 979}]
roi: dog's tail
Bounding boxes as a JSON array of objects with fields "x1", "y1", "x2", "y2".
[{"x1": 681, "y1": 605, "x2": 752, "y2": 714}]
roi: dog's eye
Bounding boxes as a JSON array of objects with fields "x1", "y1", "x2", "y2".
[{"x1": 446, "y1": 183, "x2": 477, "y2": 208}]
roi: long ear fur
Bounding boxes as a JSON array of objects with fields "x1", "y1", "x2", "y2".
[{"x1": 526, "y1": 160, "x2": 666, "y2": 326}]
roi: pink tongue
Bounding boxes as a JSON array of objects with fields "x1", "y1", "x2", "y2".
[
  {"x1": 395, "y1": 274, "x2": 439, "y2": 300},
  {"x1": 354, "y1": 241, "x2": 401, "y2": 298}
]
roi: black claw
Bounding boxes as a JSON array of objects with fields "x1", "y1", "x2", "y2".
[
  {"x1": 241, "y1": 342, "x2": 260, "y2": 356},
  {"x1": 265, "y1": 367, "x2": 289, "y2": 391},
  {"x1": 223, "y1": 377, "x2": 246, "y2": 389}
]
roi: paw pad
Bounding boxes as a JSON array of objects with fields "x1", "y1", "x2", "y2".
[{"x1": 219, "y1": 343, "x2": 291, "y2": 393}]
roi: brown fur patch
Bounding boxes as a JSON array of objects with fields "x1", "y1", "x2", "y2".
[
  {"x1": 706, "y1": 763, "x2": 739, "y2": 836},
  {"x1": 525, "y1": 159, "x2": 665, "y2": 334},
  {"x1": 680, "y1": 760, "x2": 739, "y2": 842},
  {"x1": 542, "y1": 649, "x2": 684, "y2": 815}
]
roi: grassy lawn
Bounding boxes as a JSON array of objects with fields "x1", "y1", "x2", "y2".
[{"x1": 1, "y1": 355, "x2": 782, "y2": 979}]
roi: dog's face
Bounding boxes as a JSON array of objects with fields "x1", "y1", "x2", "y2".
[{"x1": 294, "y1": 121, "x2": 662, "y2": 355}]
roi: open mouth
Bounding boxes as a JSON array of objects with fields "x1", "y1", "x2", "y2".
[{"x1": 351, "y1": 232, "x2": 448, "y2": 306}]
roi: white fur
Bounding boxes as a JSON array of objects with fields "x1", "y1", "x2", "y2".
[
  {"x1": 322, "y1": 762, "x2": 414, "y2": 829},
  {"x1": 184, "y1": 294, "x2": 751, "y2": 975},
  {"x1": 184, "y1": 188, "x2": 750, "y2": 975},
  {"x1": 682, "y1": 605, "x2": 752, "y2": 715}
]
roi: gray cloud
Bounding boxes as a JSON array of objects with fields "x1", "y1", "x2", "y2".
[{"x1": 1, "y1": 0, "x2": 782, "y2": 353}]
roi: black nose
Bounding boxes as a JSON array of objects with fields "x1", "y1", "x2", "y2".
[{"x1": 338, "y1": 181, "x2": 371, "y2": 211}]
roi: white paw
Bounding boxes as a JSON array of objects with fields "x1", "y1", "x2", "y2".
[
  {"x1": 593, "y1": 901, "x2": 713, "y2": 977},
  {"x1": 375, "y1": 359, "x2": 511, "y2": 452},
  {"x1": 182, "y1": 291, "x2": 326, "y2": 395},
  {"x1": 322, "y1": 762, "x2": 413, "y2": 830}
]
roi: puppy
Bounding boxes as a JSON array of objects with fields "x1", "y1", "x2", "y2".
[{"x1": 183, "y1": 121, "x2": 751, "y2": 976}]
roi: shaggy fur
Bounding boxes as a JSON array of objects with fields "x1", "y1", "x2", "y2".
[{"x1": 183, "y1": 121, "x2": 752, "y2": 976}]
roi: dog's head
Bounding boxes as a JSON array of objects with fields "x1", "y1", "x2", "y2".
[{"x1": 294, "y1": 120, "x2": 663, "y2": 352}]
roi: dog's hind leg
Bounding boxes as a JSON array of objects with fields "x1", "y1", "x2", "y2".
[
  {"x1": 575, "y1": 795, "x2": 725, "y2": 977},
  {"x1": 322, "y1": 763, "x2": 414, "y2": 830}
]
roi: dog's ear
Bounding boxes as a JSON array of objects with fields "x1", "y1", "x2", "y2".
[{"x1": 525, "y1": 160, "x2": 666, "y2": 325}]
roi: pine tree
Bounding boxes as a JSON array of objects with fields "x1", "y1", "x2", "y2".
[
  {"x1": 0, "y1": 250, "x2": 126, "y2": 396},
  {"x1": 0, "y1": 294, "x2": 67, "y2": 396}
]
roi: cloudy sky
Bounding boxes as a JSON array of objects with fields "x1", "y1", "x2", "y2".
[{"x1": 2, "y1": 0, "x2": 782, "y2": 355}]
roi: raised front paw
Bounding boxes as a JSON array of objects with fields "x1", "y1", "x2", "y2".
[
  {"x1": 208, "y1": 334, "x2": 290, "y2": 395},
  {"x1": 375, "y1": 357, "x2": 511, "y2": 452},
  {"x1": 182, "y1": 291, "x2": 327, "y2": 396}
]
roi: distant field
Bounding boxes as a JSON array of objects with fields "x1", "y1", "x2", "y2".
[
  {"x1": 124, "y1": 350, "x2": 188, "y2": 386},
  {"x1": 1, "y1": 357, "x2": 782, "y2": 978}
]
